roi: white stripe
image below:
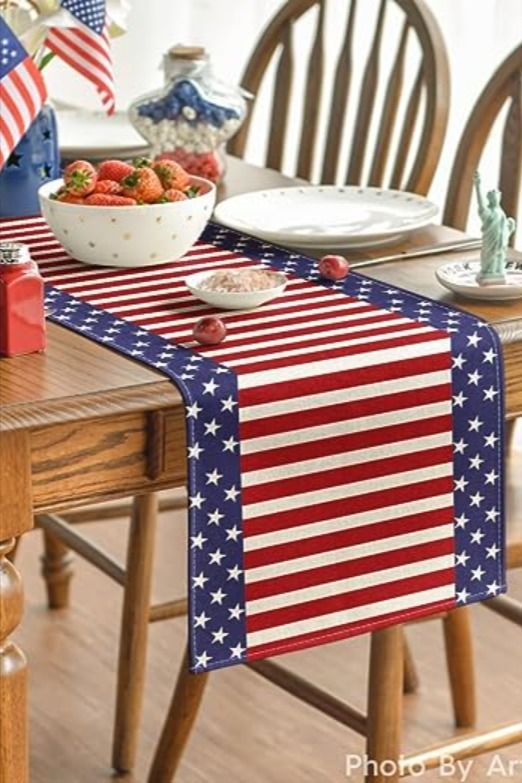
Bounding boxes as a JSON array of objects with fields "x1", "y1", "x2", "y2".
[
  {"x1": 2, "y1": 77, "x2": 26, "y2": 140},
  {"x1": 241, "y1": 400, "x2": 451, "y2": 454},
  {"x1": 244, "y1": 493, "x2": 454, "y2": 552},
  {"x1": 246, "y1": 585, "x2": 455, "y2": 648},
  {"x1": 5, "y1": 70, "x2": 32, "y2": 127},
  {"x1": 227, "y1": 325, "x2": 433, "y2": 369},
  {"x1": 241, "y1": 369, "x2": 450, "y2": 422},
  {"x1": 242, "y1": 431, "x2": 452, "y2": 486},
  {"x1": 243, "y1": 462, "x2": 453, "y2": 520},
  {"x1": 190, "y1": 308, "x2": 398, "y2": 349},
  {"x1": 247, "y1": 554, "x2": 455, "y2": 615},
  {"x1": 192, "y1": 317, "x2": 412, "y2": 359},
  {"x1": 46, "y1": 249, "x2": 240, "y2": 285},
  {"x1": 19, "y1": 60, "x2": 41, "y2": 115},
  {"x1": 0, "y1": 217, "x2": 46, "y2": 230},
  {"x1": 47, "y1": 30, "x2": 113, "y2": 95},
  {"x1": 163, "y1": 298, "x2": 370, "y2": 337},
  {"x1": 237, "y1": 336, "x2": 450, "y2": 389}
]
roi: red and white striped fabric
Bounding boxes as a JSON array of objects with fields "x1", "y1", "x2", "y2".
[
  {"x1": 0, "y1": 18, "x2": 47, "y2": 169},
  {"x1": 7, "y1": 216, "x2": 457, "y2": 659},
  {"x1": 45, "y1": 0, "x2": 115, "y2": 114}
]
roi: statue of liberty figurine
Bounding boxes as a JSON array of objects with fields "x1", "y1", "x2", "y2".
[{"x1": 474, "y1": 171, "x2": 516, "y2": 285}]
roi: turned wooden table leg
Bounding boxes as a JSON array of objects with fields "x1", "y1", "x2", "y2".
[
  {"x1": 112, "y1": 493, "x2": 158, "y2": 773},
  {"x1": 40, "y1": 527, "x2": 74, "y2": 609},
  {"x1": 402, "y1": 635, "x2": 419, "y2": 694},
  {"x1": 442, "y1": 607, "x2": 476, "y2": 728},
  {"x1": 365, "y1": 626, "x2": 404, "y2": 783},
  {"x1": 148, "y1": 646, "x2": 209, "y2": 783},
  {"x1": 0, "y1": 430, "x2": 33, "y2": 783},
  {"x1": 0, "y1": 538, "x2": 28, "y2": 783}
]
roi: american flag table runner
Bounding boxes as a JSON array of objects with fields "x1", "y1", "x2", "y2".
[{"x1": 0, "y1": 217, "x2": 506, "y2": 672}]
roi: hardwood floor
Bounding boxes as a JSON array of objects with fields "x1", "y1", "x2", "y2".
[{"x1": 16, "y1": 425, "x2": 522, "y2": 782}]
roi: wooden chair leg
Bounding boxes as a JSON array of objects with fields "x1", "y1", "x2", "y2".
[
  {"x1": 402, "y1": 635, "x2": 419, "y2": 694},
  {"x1": 148, "y1": 646, "x2": 209, "y2": 783},
  {"x1": 112, "y1": 493, "x2": 158, "y2": 773},
  {"x1": 6, "y1": 536, "x2": 20, "y2": 564},
  {"x1": 40, "y1": 528, "x2": 74, "y2": 610},
  {"x1": 365, "y1": 626, "x2": 404, "y2": 783},
  {"x1": 442, "y1": 607, "x2": 476, "y2": 728}
]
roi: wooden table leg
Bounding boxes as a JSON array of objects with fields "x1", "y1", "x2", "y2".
[
  {"x1": 0, "y1": 430, "x2": 33, "y2": 783},
  {"x1": 148, "y1": 646, "x2": 208, "y2": 783},
  {"x1": 0, "y1": 538, "x2": 28, "y2": 783},
  {"x1": 365, "y1": 626, "x2": 404, "y2": 783},
  {"x1": 442, "y1": 607, "x2": 476, "y2": 728},
  {"x1": 112, "y1": 493, "x2": 158, "y2": 773},
  {"x1": 40, "y1": 528, "x2": 74, "y2": 609}
]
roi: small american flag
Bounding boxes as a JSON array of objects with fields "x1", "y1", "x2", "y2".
[
  {"x1": 0, "y1": 18, "x2": 47, "y2": 169},
  {"x1": 45, "y1": 0, "x2": 115, "y2": 114}
]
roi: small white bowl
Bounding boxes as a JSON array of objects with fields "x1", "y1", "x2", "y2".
[
  {"x1": 186, "y1": 268, "x2": 287, "y2": 310},
  {"x1": 38, "y1": 175, "x2": 215, "y2": 268}
]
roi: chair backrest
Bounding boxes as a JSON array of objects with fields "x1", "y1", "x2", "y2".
[
  {"x1": 229, "y1": 0, "x2": 449, "y2": 195},
  {"x1": 443, "y1": 45, "x2": 522, "y2": 243}
]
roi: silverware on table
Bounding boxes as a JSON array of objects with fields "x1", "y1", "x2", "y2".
[{"x1": 351, "y1": 238, "x2": 482, "y2": 269}]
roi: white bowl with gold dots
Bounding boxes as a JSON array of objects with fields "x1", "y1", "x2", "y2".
[{"x1": 38, "y1": 175, "x2": 215, "y2": 268}]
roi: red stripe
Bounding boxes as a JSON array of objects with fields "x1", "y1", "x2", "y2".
[
  {"x1": 205, "y1": 320, "x2": 421, "y2": 363},
  {"x1": 240, "y1": 383, "x2": 450, "y2": 443},
  {"x1": 246, "y1": 568, "x2": 454, "y2": 633},
  {"x1": 245, "y1": 537, "x2": 455, "y2": 602},
  {"x1": 240, "y1": 351, "x2": 451, "y2": 407},
  {"x1": 244, "y1": 507, "x2": 453, "y2": 570},
  {"x1": 244, "y1": 474, "x2": 453, "y2": 536},
  {"x1": 247, "y1": 597, "x2": 456, "y2": 660},
  {"x1": 11, "y1": 67, "x2": 37, "y2": 116},
  {"x1": 242, "y1": 413, "x2": 452, "y2": 472},
  {"x1": 242, "y1": 444, "x2": 452, "y2": 505},
  {"x1": 0, "y1": 82, "x2": 26, "y2": 138},
  {"x1": 233, "y1": 329, "x2": 448, "y2": 375},
  {"x1": 198, "y1": 312, "x2": 405, "y2": 355},
  {"x1": 48, "y1": 28, "x2": 113, "y2": 82}
]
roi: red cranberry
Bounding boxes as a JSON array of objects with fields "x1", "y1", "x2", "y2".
[
  {"x1": 318, "y1": 255, "x2": 350, "y2": 281},
  {"x1": 193, "y1": 316, "x2": 227, "y2": 345}
]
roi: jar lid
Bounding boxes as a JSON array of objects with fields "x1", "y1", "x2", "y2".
[
  {"x1": 0, "y1": 242, "x2": 31, "y2": 265},
  {"x1": 168, "y1": 45, "x2": 207, "y2": 60}
]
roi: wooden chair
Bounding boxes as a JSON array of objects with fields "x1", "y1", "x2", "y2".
[
  {"x1": 145, "y1": 45, "x2": 522, "y2": 783},
  {"x1": 443, "y1": 44, "x2": 522, "y2": 243},
  {"x1": 229, "y1": 0, "x2": 450, "y2": 194},
  {"x1": 437, "y1": 40, "x2": 522, "y2": 739}
]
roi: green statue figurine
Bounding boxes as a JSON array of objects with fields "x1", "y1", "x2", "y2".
[{"x1": 474, "y1": 171, "x2": 516, "y2": 285}]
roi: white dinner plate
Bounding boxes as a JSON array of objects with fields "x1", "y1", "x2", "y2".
[
  {"x1": 436, "y1": 259, "x2": 522, "y2": 300},
  {"x1": 214, "y1": 186, "x2": 438, "y2": 249},
  {"x1": 57, "y1": 109, "x2": 150, "y2": 160}
]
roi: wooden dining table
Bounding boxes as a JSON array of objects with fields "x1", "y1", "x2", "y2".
[{"x1": 0, "y1": 156, "x2": 521, "y2": 782}]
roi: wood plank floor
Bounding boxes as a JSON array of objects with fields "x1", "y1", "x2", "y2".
[{"x1": 16, "y1": 425, "x2": 522, "y2": 782}]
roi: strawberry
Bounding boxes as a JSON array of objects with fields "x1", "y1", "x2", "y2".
[
  {"x1": 97, "y1": 159, "x2": 134, "y2": 183},
  {"x1": 121, "y1": 167, "x2": 163, "y2": 203},
  {"x1": 57, "y1": 191, "x2": 85, "y2": 205},
  {"x1": 153, "y1": 159, "x2": 190, "y2": 191},
  {"x1": 94, "y1": 179, "x2": 123, "y2": 195},
  {"x1": 133, "y1": 156, "x2": 153, "y2": 168},
  {"x1": 85, "y1": 193, "x2": 137, "y2": 206},
  {"x1": 161, "y1": 188, "x2": 188, "y2": 202},
  {"x1": 63, "y1": 160, "x2": 97, "y2": 196}
]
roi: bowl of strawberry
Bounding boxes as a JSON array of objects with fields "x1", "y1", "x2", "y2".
[{"x1": 38, "y1": 157, "x2": 216, "y2": 268}]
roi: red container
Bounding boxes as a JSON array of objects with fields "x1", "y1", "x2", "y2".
[{"x1": 0, "y1": 242, "x2": 46, "y2": 357}]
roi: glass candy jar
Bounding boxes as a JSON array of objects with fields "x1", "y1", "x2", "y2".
[{"x1": 129, "y1": 46, "x2": 247, "y2": 183}]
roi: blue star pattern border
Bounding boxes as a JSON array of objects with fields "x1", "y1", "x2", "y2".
[
  {"x1": 45, "y1": 222, "x2": 506, "y2": 672},
  {"x1": 45, "y1": 287, "x2": 248, "y2": 672}
]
